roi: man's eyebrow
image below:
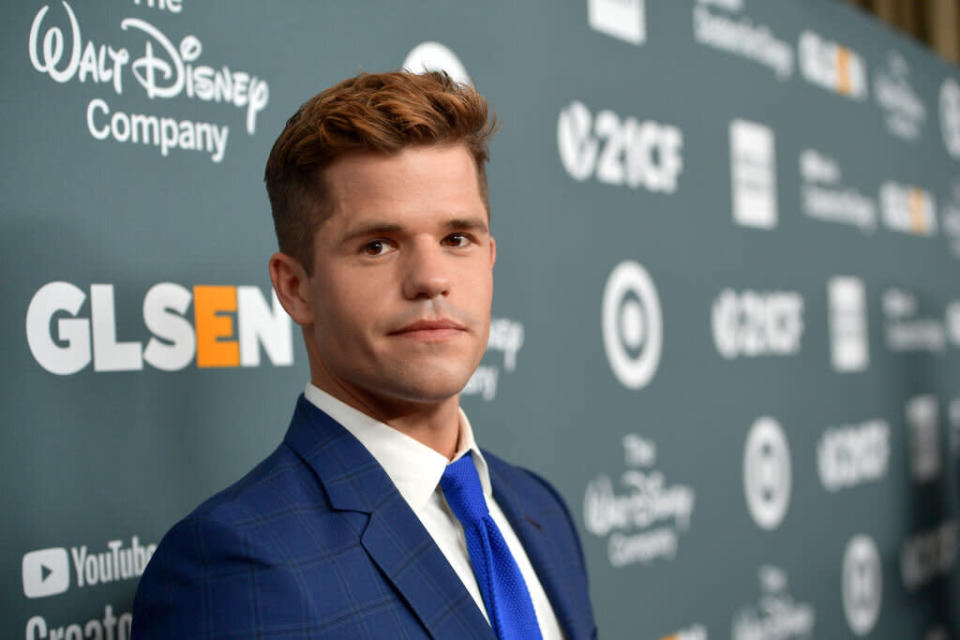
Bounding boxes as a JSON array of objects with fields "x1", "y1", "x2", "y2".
[
  {"x1": 445, "y1": 216, "x2": 489, "y2": 233},
  {"x1": 339, "y1": 216, "x2": 490, "y2": 243},
  {"x1": 338, "y1": 222, "x2": 404, "y2": 244}
]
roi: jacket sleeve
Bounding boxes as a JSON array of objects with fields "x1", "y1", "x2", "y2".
[{"x1": 132, "y1": 515, "x2": 315, "y2": 639}]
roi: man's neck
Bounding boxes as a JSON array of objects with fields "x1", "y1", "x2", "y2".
[{"x1": 310, "y1": 376, "x2": 462, "y2": 460}]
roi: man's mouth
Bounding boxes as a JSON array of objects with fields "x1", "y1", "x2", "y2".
[{"x1": 389, "y1": 318, "x2": 467, "y2": 340}]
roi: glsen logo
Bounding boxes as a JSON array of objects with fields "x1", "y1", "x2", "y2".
[
  {"x1": 732, "y1": 565, "x2": 815, "y2": 640},
  {"x1": 601, "y1": 261, "x2": 663, "y2": 389},
  {"x1": 743, "y1": 417, "x2": 791, "y2": 530},
  {"x1": 692, "y1": 0, "x2": 793, "y2": 80},
  {"x1": 584, "y1": 434, "x2": 696, "y2": 568},
  {"x1": 843, "y1": 535, "x2": 883, "y2": 636},
  {"x1": 883, "y1": 288, "x2": 946, "y2": 353},
  {"x1": 402, "y1": 41, "x2": 472, "y2": 86},
  {"x1": 22, "y1": 548, "x2": 70, "y2": 599},
  {"x1": 800, "y1": 150, "x2": 876, "y2": 231},
  {"x1": 730, "y1": 120, "x2": 777, "y2": 229},
  {"x1": 461, "y1": 317, "x2": 524, "y2": 401},
  {"x1": 588, "y1": 0, "x2": 645, "y2": 45},
  {"x1": 880, "y1": 181, "x2": 937, "y2": 236},
  {"x1": 711, "y1": 289, "x2": 804, "y2": 359},
  {"x1": 557, "y1": 101, "x2": 684, "y2": 193},
  {"x1": 798, "y1": 30, "x2": 867, "y2": 100},
  {"x1": 26, "y1": 605, "x2": 131, "y2": 640},
  {"x1": 26, "y1": 282, "x2": 293, "y2": 375},
  {"x1": 907, "y1": 394, "x2": 941, "y2": 483},
  {"x1": 901, "y1": 520, "x2": 958, "y2": 590},
  {"x1": 817, "y1": 419, "x2": 889, "y2": 492},
  {"x1": 939, "y1": 77, "x2": 960, "y2": 159},
  {"x1": 874, "y1": 51, "x2": 926, "y2": 141},
  {"x1": 828, "y1": 277, "x2": 869, "y2": 372}
]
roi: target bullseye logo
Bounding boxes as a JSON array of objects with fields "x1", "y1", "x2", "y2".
[
  {"x1": 843, "y1": 534, "x2": 883, "y2": 636},
  {"x1": 602, "y1": 261, "x2": 662, "y2": 389},
  {"x1": 402, "y1": 42, "x2": 472, "y2": 86},
  {"x1": 743, "y1": 416, "x2": 792, "y2": 530}
]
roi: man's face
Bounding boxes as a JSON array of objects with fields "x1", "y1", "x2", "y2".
[{"x1": 303, "y1": 143, "x2": 494, "y2": 409}]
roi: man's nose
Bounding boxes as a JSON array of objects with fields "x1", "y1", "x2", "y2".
[{"x1": 402, "y1": 241, "x2": 452, "y2": 300}]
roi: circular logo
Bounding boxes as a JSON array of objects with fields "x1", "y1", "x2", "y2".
[
  {"x1": 939, "y1": 77, "x2": 960, "y2": 158},
  {"x1": 843, "y1": 534, "x2": 883, "y2": 636},
  {"x1": 743, "y1": 417, "x2": 792, "y2": 530},
  {"x1": 601, "y1": 261, "x2": 663, "y2": 389},
  {"x1": 557, "y1": 101, "x2": 598, "y2": 181},
  {"x1": 402, "y1": 42, "x2": 472, "y2": 86}
]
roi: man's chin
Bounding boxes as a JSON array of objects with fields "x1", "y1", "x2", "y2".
[
  {"x1": 389, "y1": 381, "x2": 470, "y2": 405},
  {"x1": 376, "y1": 368, "x2": 475, "y2": 406}
]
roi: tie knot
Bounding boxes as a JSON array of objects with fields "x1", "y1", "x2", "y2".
[{"x1": 440, "y1": 455, "x2": 489, "y2": 526}]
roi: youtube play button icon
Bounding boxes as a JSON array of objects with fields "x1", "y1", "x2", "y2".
[{"x1": 22, "y1": 547, "x2": 70, "y2": 598}]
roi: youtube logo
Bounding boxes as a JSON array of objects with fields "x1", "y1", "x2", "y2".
[{"x1": 22, "y1": 547, "x2": 70, "y2": 598}]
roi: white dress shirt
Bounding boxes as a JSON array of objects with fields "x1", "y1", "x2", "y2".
[{"x1": 304, "y1": 383, "x2": 564, "y2": 639}]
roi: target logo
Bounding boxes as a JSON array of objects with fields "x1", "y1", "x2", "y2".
[
  {"x1": 743, "y1": 417, "x2": 792, "y2": 530},
  {"x1": 601, "y1": 261, "x2": 663, "y2": 389},
  {"x1": 402, "y1": 42, "x2": 472, "y2": 86},
  {"x1": 843, "y1": 534, "x2": 883, "y2": 636}
]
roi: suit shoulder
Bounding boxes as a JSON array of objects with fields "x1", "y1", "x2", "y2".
[
  {"x1": 185, "y1": 441, "x2": 330, "y2": 529},
  {"x1": 133, "y1": 444, "x2": 355, "y2": 638}
]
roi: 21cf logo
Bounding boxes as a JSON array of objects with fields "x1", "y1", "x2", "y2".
[{"x1": 557, "y1": 101, "x2": 683, "y2": 193}]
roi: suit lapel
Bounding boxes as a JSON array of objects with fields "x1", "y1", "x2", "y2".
[
  {"x1": 283, "y1": 396, "x2": 496, "y2": 640},
  {"x1": 489, "y1": 459, "x2": 593, "y2": 640}
]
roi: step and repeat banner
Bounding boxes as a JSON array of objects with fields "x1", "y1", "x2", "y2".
[{"x1": 3, "y1": 0, "x2": 960, "y2": 638}]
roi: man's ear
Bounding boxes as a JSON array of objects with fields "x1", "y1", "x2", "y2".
[
  {"x1": 268, "y1": 252, "x2": 314, "y2": 326},
  {"x1": 489, "y1": 236, "x2": 496, "y2": 268}
]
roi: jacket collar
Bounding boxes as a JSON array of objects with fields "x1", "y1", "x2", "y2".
[{"x1": 488, "y1": 455, "x2": 596, "y2": 640}]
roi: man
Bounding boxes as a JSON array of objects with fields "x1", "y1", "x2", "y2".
[{"x1": 132, "y1": 71, "x2": 596, "y2": 639}]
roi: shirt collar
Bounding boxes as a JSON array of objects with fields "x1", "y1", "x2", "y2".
[{"x1": 303, "y1": 383, "x2": 492, "y2": 510}]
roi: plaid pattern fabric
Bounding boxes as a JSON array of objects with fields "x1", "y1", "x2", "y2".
[{"x1": 132, "y1": 395, "x2": 597, "y2": 639}]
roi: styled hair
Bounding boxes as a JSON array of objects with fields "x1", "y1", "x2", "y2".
[{"x1": 264, "y1": 70, "x2": 498, "y2": 271}]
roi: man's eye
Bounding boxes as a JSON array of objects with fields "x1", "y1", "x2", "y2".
[
  {"x1": 443, "y1": 233, "x2": 471, "y2": 248},
  {"x1": 362, "y1": 240, "x2": 391, "y2": 256}
]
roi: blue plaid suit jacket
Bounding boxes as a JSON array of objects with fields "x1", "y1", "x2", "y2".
[{"x1": 132, "y1": 395, "x2": 597, "y2": 639}]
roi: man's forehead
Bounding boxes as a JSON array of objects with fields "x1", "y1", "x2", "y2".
[{"x1": 318, "y1": 144, "x2": 487, "y2": 230}]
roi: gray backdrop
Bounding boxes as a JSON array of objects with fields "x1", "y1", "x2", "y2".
[{"x1": 3, "y1": 0, "x2": 959, "y2": 638}]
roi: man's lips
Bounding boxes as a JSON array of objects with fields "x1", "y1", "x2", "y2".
[{"x1": 389, "y1": 318, "x2": 467, "y2": 338}]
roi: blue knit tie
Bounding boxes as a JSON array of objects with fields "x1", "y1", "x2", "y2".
[{"x1": 440, "y1": 455, "x2": 543, "y2": 640}]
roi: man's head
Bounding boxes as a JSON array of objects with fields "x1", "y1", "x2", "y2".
[
  {"x1": 265, "y1": 71, "x2": 497, "y2": 273},
  {"x1": 265, "y1": 71, "x2": 499, "y2": 418}
]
